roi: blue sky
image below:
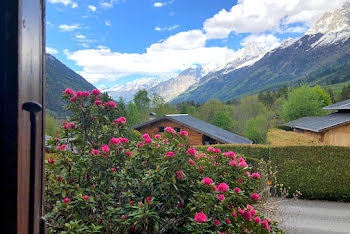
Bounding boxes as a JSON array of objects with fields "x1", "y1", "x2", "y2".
[{"x1": 46, "y1": 0, "x2": 347, "y2": 89}]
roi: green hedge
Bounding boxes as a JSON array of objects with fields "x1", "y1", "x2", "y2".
[
  {"x1": 195, "y1": 144, "x2": 350, "y2": 202},
  {"x1": 270, "y1": 146, "x2": 350, "y2": 202}
]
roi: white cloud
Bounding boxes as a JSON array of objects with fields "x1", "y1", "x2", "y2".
[
  {"x1": 153, "y1": 0, "x2": 175, "y2": 8},
  {"x1": 65, "y1": 30, "x2": 235, "y2": 83},
  {"x1": 204, "y1": 0, "x2": 349, "y2": 39},
  {"x1": 59, "y1": 24, "x2": 81, "y2": 32},
  {"x1": 46, "y1": 47, "x2": 58, "y2": 54},
  {"x1": 105, "y1": 20, "x2": 112, "y2": 26},
  {"x1": 154, "y1": 2, "x2": 164, "y2": 7},
  {"x1": 88, "y1": 5, "x2": 97, "y2": 11},
  {"x1": 154, "y1": 25, "x2": 179, "y2": 31},
  {"x1": 101, "y1": 0, "x2": 122, "y2": 8},
  {"x1": 47, "y1": 0, "x2": 77, "y2": 8},
  {"x1": 75, "y1": 34, "x2": 86, "y2": 39},
  {"x1": 241, "y1": 34, "x2": 281, "y2": 49}
]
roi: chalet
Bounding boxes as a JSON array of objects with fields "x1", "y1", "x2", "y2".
[
  {"x1": 133, "y1": 114, "x2": 252, "y2": 145},
  {"x1": 284, "y1": 99, "x2": 350, "y2": 146}
]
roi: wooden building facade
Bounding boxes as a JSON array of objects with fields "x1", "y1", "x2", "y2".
[
  {"x1": 133, "y1": 114, "x2": 252, "y2": 146},
  {"x1": 285, "y1": 99, "x2": 350, "y2": 147}
]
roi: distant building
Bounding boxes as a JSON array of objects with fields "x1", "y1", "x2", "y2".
[
  {"x1": 133, "y1": 114, "x2": 252, "y2": 145},
  {"x1": 284, "y1": 99, "x2": 350, "y2": 146}
]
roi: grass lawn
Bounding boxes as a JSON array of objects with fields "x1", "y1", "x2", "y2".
[{"x1": 267, "y1": 128, "x2": 326, "y2": 146}]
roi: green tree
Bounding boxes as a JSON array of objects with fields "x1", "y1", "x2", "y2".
[
  {"x1": 312, "y1": 85, "x2": 333, "y2": 106},
  {"x1": 245, "y1": 115, "x2": 270, "y2": 144},
  {"x1": 45, "y1": 113, "x2": 57, "y2": 136},
  {"x1": 116, "y1": 97, "x2": 128, "y2": 118},
  {"x1": 338, "y1": 84, "x2": 350, "y2": 101},
  {"x1": 134, "y1": 89, "x2": 151, "y2": 111},
  {"x1": 210, "y1": 111, "x2": 234, "y2": 131},
  {"x1": 194, "y1": 99, "x2": 234, "y2": 123},
  {"x1": 281, "y1": 85, "x2": 327, "y2": 122},
  {"x1": 127, "y1": 102, "x2": 141, "y2": 126}
]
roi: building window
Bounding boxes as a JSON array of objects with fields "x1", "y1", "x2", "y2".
[
  {"x1": 159, "y1": 127, "x2": 164, "y2": 132},
  {"x1": 175, "y1": 127, "x2": 181, "y2": 132}
]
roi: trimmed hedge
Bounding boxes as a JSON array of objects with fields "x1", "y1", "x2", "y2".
[{"x1": 195, "y1": 144, "x2": 350, "y2": 202}]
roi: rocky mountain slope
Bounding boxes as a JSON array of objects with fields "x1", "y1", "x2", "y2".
[{"x1": 46, "y1": 54, "x2": 96, "y2": 117}]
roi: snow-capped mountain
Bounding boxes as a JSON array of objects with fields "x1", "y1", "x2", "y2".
[
  {"x1": 173, "y1": 3, "x2": 350, "y2": 103},
  {"x1": 104, "y1": 77, "x2": 169, "y2": 102}
]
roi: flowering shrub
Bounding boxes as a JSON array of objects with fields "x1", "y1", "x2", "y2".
[{"x1": 45, "y1": 89, "x2": 282, "y2": 233}]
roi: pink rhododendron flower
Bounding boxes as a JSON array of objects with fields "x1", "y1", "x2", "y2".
[
  {"x1": 250, "y1": 209, "x2": 257, "y2": 216},
  {"x1": 58, "y1": 176, "x2": 62, "y2": 182},
  {"x1": 63, "y1": 197, "x2": 70, "y2": 203},
  {"x1": 83, "y1": 195, "x2": 90, "y2": 201},
  {"x1": 188, "y1": 158, "x2": 196, "y2": 165},
  {"x1": 261, "y1": 220, "x2": 271, "y2": 231},
  {"x1": 129, "y1": 200, "x2": 134, "y2": 206},
  {"x1": 239, "y1": 162, "x2": 248, "y2": 167},
  {"x1": 137, "y1": 143, "x2": 144, "y2": 148},
  {"x1": 142, "y1": 161, "x2": 147, "y2": 164},
  {"x1": 106, "y1": 101, "x2": 117, "y2": 108},
  {"x1": 238, "y1": 178, "x2": 243, "y2": 183},
  {"x1": 70, "y1": 96, "x2": 78, "y2": 102},
  {"x1": 254, "y1": 217, "x2": 261, "y2": 224},
  {"x1": 247, "y1": 204, "x2": 253, "y2": 209},
  {"x1": 213, "y1": 185, "x2": 218, "y2": 191},
  {"x1": 214, "y1": 149, "x2": 221, "y2": 154},
  {"x1": 60, "y1": 144, "x2": 67, "y2": 150},
  {"x1": 101, "y1": 144, "x2": 110, "y2": 152},
  {"x1": 125, "y1": 151, "x2": 131, "y2": 156},
  {"x1": 63, "y1": 88, "x2": 75, "y2": 96},
  {"x1": 207, "y1": 147, "x2": 215, "y2": 152},
  {"x1": 225, "y1": 218, "x2": 231, "y2": 224},
  {"x1": 145, "y1": 196, "x2": 152, "y2": 203},
  {"x1": 252, "y1": 172, "x2": 261, "y2": 179},
  {"x1": 217, "y1": 194, "x2": 225, "y2": 201},
  {"x1": 154, "y1": 134, "x2": 161, "y2": 138},
  {"x1": 62, "y1": 121, "x2": 68, "y2": 125},
  {"x1": 186, "y1": 148, "x2": 197, "y2": 156},
  {"x1": 218, "y1": 183, "x2": 229, "y2": 192},
  {"x1": 175, "y1": 171, "x2": 184, "y2": 180},
  {"x1": 115, "y1": 117, "x2": 126, "y2": 124},
  {"x1": 180, "y1": 131, "x2": 188, "y2": 136},
  {"x1": 76, "y1": 91, "x2": 83, "y2": 97},
  {"x1": 200, "y1": 153, "x2": 206, "y2": 158},
  {"x1": 165, "y1": 152, "x2": 174, "y2": 158},
  {"x1": 214, "y1": 220, "x2": 220, "y2": 226},
  {"x1": 229, "y1": 160, "x2": 238, "y2": 166},
  {"x1": 232, "y1": 212, "x2": 237, "y2": 218},
  {"x1": 91, "y1": 89, "x2": 101, "y2": 95},
  {"x1": 164, "y1": 127, "x2": 175, "y2": 133},
  {"x1": 234, "y1": 187, "x2": 241, "y2": 193},
  {"x1": 194, "y1": 212, "x2": 207, "y2": 223},
  {"x1": 246, "y1": 171, "x2": 251, "y2": 177},
  {"x1": 144, "y1": 138, "x2": 152, "y2": 144},
  {"x1": 251, "y1": 193, "x2": 261, "y2": 201},
  {"x1": 201, "y1": 177, "x2": 213, "y2": 185},
  {"x1": 238, "y1": 157, "x2": 245, "y2": 162},
  {"x1": 63, "y1": 125, "x2": 68, "y2": 129},
  {"x1": 110, "y1": 168, "x2": 116, "y2": 172},
  {"x1": 243, "y1": 211, "x2": 252, "y2": 221},
  {"x1": 82, "y1": 91, "x2": 90, "y2": 97},
  {"x1": 48, "y1": 158, "x2": 54, "y2": 164},
  {"x1": 56, "y1": 138, "x2": 60, "y2": 142},
  {"x1": 142, "y1": 133, "x2": 150, "y2": 139},
  {"x1": 95, "y1": 100, "x2": 102, "y2": 105},
  {"x1": 69, "y1": 122, "x2": 75, "y2": 129},
  {"x1": 92, "y1": 149, "x2": 99, "y2": 155}
]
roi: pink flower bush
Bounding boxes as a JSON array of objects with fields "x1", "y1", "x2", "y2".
[
  {"x1": 194, "y1": 212, "x2": 207, "y2": 223},
  {"x1": 45, "y1": 88, "x2": 281, "y2": 233},
  {"x1": 63, "y1": 88, "x2": 75, "y2": 96}
]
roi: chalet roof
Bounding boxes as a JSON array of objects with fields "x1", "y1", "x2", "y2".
[
  {"x1": 323, "y1": 99, "x2": 350, "y2": 110},
  {"x1": 284, "y1": 113, "x2": 350, "y2": 132},
  {"x1": 133, "y1": 114, "x2": 252, "y2": 144}
]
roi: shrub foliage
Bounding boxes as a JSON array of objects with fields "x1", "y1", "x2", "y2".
[
  {"x1": 197, "y1": 144, "x2": 350, "y2": 202},
  {"x1": 45, "y1": 89, "x2": 281, "y2": 233}
]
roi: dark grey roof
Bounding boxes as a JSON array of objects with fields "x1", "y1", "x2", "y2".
[
  {"x1": 323, "y1": 99, "x2": 350, "y2": 110},
  {"x1": 133, "y1": 114, "x2": 252, "y2": 144},
  {"x1": 284, "y1": 113, "x2": 350, "y2": 132}
]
